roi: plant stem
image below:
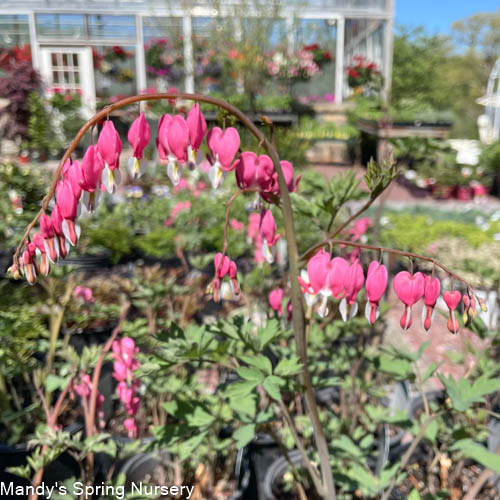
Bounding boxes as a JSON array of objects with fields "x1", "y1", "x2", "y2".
[
  {"x1": 276, "y1": 399, "x2": 324, "y2": 496},
  {"x1": 381, "y1": 412, "x2": 442, "y2": 500}
]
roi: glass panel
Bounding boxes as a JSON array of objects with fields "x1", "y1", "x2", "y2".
[
  {"x1": 143, "y1": 16, "x2": 184, "y2": 92},
  {"x1": 62, "y1": 53, "x2": 68, "y2": 66},
  {"x1": 0, "y1": 14, "x2": 30, "y2": 57},
  {"x1": 192, "y1": 16, "x2": 236, "y2": 93},
  {"x1": 88, "y1": 15, "x2": 136, "y2": 41},
  {"x1": 73, "y1": 53, "x2": 78, "y2": 66},
  {"x1": 292, "y1": 18, "x2": 337, "y2": 102},
  {"x1": 93, "y1": 44, "x2": 136, "y2": 100},
  {"x1": 52, "y1": 53, "x2": 58, "y2": 66},
  {"x1": 74, "y1": 71, "x2": 80, "y2": 84},
  {"x1": 36, "y1": 14, "x2": 85, "y2": 40}
]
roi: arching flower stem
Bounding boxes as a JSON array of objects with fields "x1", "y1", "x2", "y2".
[{"x1": 15, "y1": 93, "x2": 335, "y2": 500}]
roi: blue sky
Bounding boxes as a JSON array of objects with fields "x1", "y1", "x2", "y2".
[{"x1": 395, "y1": 0, "x2": 499, "y2": 34}]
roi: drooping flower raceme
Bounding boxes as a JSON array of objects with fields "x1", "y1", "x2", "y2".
[
  {"x1": 206, "y1": 126, "x2": 240, "y2": 189},
  {"x1": 127, "y1": 111, "x2": 151, "y2": 179},
  {"x1": 393, "y1": 271, "x2": 425, "y2": 330},
  {"x1": 97, "y1": 120, "x2": 122, "y2": 193},
  {"x1": 112, "y1": 337, "x2": 140, "y2": 438}
]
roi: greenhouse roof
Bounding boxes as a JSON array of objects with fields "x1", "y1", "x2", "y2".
[{"x1": 0, "y1": 0, "x2": 393, "y2": 18}]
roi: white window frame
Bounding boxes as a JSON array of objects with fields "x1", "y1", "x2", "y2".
[{"x1": 39, "y1": 46, "x2": 96, "y2": 117}]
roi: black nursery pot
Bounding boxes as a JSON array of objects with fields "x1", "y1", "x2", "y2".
[
  {"x1": 233, "y1": 434, "x2": 282, "y2": 500},
  {"x1": 0, "y1": 426, "x2": 82, "y2": 499}
]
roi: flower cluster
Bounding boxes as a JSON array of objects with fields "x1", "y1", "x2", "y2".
[
  {"x1": 346, "y1": 56, "x2": 383, "y2": 90},
  {"x1": 267, "y1": 43, "x2": 332, "y2": 83},
  {"x1": 297, "y1": 248, "x2": 485, "y2": 334},
  {"x1": 112, "y1": 337, "x2": 140, "y2": 438},
  {"x1": 145, "y1": 37, "x2": 184, "y2": 81}
]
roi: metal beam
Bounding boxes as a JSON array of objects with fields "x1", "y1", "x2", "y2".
[{"x1": 335, "y1": 16, "x2": 344, "y2": 105}]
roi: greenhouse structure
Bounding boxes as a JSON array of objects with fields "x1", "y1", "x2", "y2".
[{"x1": 0, "y1": 0, "x2": 394, "y2": 113}]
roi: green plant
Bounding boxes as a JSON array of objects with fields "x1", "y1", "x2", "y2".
[{"x1": 26, "y1": 92, "x2": 60, "y2": 156}]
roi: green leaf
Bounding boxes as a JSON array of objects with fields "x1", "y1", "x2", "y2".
[
  {"x1": 378, "y1": 354, "x2": 414, "y2": 379},
  {"x1": 257, "y1": 319, "x2": 282, "y2": 349},
  {"x1": 422, "y1": 361, "x2": 443, "y2": 382},
  {"x1": 186, "y1": 406, "x2": 214, "y2": 427},
  {"x1": 225, "y1": 380, "x2": 259, "y2": 399},
  {"x1": 333, "y1": 435, "x2": 363, "y2": 459},
  {"x1": 263, "y1": 376, "x2": 284, "y2": 400},
  {"x1": 274, "y1": 356, "x2": 302, "y2": 377},
  {"x1": 439, "y1": 374, "x2": 500, "y2": 411},
  {"x1": 236, "y1": 366, "x2": 266, "y2": 382},
  {"x1": 240, "y1": 355, "x2": 273, "y2": 376},
  {"x1": 451, "y1": 439, "x2": 500, "y2": 474},
  {"x1": 408, "y1": 489, "x2": 422, "y2": 500},
  {"x1": 45, "y1": 375, "x2": 69, "y2": 393},
  {"x1": 233, "y1": 424, "x2": 256, "y2": 449}
]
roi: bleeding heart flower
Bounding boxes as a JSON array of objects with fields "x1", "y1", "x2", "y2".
[
  {"x1": 123, "y1": 417, "x2": 138, "y2": 438},
  {"x1": 212, "y1": 253, "x2": 239, "y2": 302},
  {"x1": 206, "y1": 127, "x2": 240, "y2": 188},
  {"x1": 393, "y1": 271, "x2": 425, "y2": 330},
  {"x1": 422, "y1": 276, "x2": 441, "y2": 330},
  {"x1": 156, "y1": 114, "x2": 190, "y2": 186},
  {"x1": 340, "y1": 258, "x2": 365, "y2": 321},
  {"x1": 260, "y1": 160, "x2": 301, "y2": 204},
  {"x1": 365, "y1": 261, "x2": 388, "y2": 324},
  {"x1": 40, "y1": 213, "x2": 59, "y2": 263},
  {"x1": 63, "y1": 160, "x2": 83, "y2": 200},
  {"x1": 51, "y1": 204, "x2": 69, "y2": 259},
  {"x1": 97, "y1": 120, "x2": 122, "y2": 193},
  {"x1": 32, "y1": 233, "x2": 50, "y2": 277},
  {"x1": 186, "y1": 103, "x2": 207, "y2": 167},
  {"x1": 443, "y1": 290, "x2": 461, "y2": 334},
  {"x1": 259, "y1": 209, "x2": 280, "y2": 263},
  {"x1": 234, "y1": 152, "x2": 274, "y2": 192},
  {"x1": 80, "y1": 146, "x2": 105, "y2": 211},
  {"x1": 462, "y1": 292, "x2": 478, "y2": 325},
  {"x1": 127, "y1": 112, "x2": 151, "y2": 179},
  {"x1": 22, "y1": 241, "x2": 38, "y2": 285},
  {"x1": 269, "y1": 288, "x2": 284, "y2": 316},
  {"x1": 55, "y1": 180, "x2": 81, "y2": 246}
]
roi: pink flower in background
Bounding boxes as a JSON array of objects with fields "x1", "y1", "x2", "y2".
[
  {"x1": 212, "y1": 253, "x2": 239, "y2": 302},
  {"x1": 230, "y1": 219, "x2": 244, "y2": 232},
  {"x1": 269, "y1": 288, "x2": 284, "y2": 316},
  {"x1": 258, "y1": 209, "x2": 280, "y2": 263},
  {"x1": 73, "y1": 285, "x2": 94, "y2": 304},
  {"x1": 112, "y1": 337, "x2": 141, "y2": 437},
  {"x1": 349, "y1": 217, "x2": 371, "y2": 241},
  {"x1": 165, "y1": 200, "x2": 191, "y2": 226},
  {"x1": 229, "y1": 48, "x2": 238, "y2": 59}
]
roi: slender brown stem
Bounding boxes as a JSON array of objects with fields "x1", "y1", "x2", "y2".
[
  {"x1": 381, "y1": 412, "x2": 443, "y2": 500},
  {"x1": 85, "y1": 302, "x2": 129, "y2": 479},
  {"x1": 276, "y1": 399, "x2": 324, "y2": 496}
]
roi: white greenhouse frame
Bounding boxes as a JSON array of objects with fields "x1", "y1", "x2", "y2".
[{"x1": 0, "y1": 1, "x2": 395, "y2": 111}]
